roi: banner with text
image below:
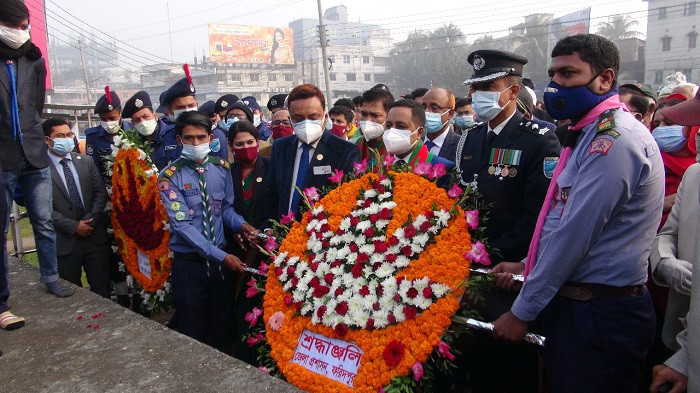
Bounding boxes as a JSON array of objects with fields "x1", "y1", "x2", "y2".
[
  {"x1": 291, "y1": 330, "x2": 363, "y2": 388},
  {"x1": 208, "y1": 23, "x2": 294, "y2": 65}
]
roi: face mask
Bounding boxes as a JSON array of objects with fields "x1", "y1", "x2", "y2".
[
  {"x1": 424, "y1": 111, "x2": 449, "y2": 134},
  {"x1": 359, "y1": 120, "x2": 385, "y2": 141},
  {"x1": 472, "y1": 86, "x2": 512, "y2": 122},
  {"x1": 271, "y1": 124, "x2": 294, "y2": 140},
  {"x1": 50, "y1": 137, "x2": 75, "y2": 156},
  {"x1": 293, "y1": 117, "x2": 325, "y2": 144},
  {"x1": 181, "y1": 142, "x2": 211, "y2": 162},
  {"x1": 233, "y1": 145, "x2": 259, "y2": 163},
  {"x1": 101, "y1": 120, "x2": 120, "y2": 135},
  {"x1": 330, "y1": 124, "x2": 347, "y2": 138},
  {"x1": 543, "y1": 79, "x2": 618, "y2": 121},
  {"x1": 218, "y1": 117, "x2": 239, "y2": 131},
  {"x1": 383, "y1": 127, "x2": 419, "y2": 155},
  {"x1": 253, "y1": 114, "x2": 262, "y2": 127},
  {"x1": 454, "y1": 115, "x2": 476, "y2": 130},
  {"x1": 0, "y1": 25, "x2": 30, "y2": 49},
  {"x1": 169, "y1": 107, "x2": 198, "y2": 122},
  {"x1": 135, "y1": 119, "x2": 157, "y2": 136},
  {"x1": 653, "y1": 125, "x2": 688, "y2": 153}
]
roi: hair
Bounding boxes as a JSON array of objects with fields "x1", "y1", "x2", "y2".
[
  {"x1": 455, "y1": 97, "x2": 472, "y2": 108},
  {"x1": 329, "y1": 105, "x2": 353, "y2": 124},
  {"x1": 522, "y1": 78, "x2": 535, "y2": 89},
  {"x1": 270, "y1": 28, "x2": 284, "y2": 64},
  {"x1": 288, "y1": 84, "x2": 325, "y2": 111},
  {"x1": 228, "y1": 120, "x2": 259, "y2": 142},
  {"x1": 352, "y1": 95, "x2": 362, "y2": 107},
  {"x1": 175, "y1": 111, "x2": 212, "y2": 136},
  {"x1": 42, "y1": 118, "x2": 70, "y2": 137},
  {"x1": 657, "y1": 98, "x2": 685, "y2": 111},
  {"x1": 551, "y1": 34, "x2": 620, "y2": 87},
  {"x1": 362, "y1": 88, "x2": 395, "y2": 113},
  {"x1": 389, "y1": 99, "x2": 426, "y2": 128},
  {"x1": 333, "y1": 98, "x2": 355, "y2": 111},
  {"x1": 0, "y1": 0, "x2": 30, "y2": 25},
  {"x1": 503, "y1": 75, "x2": 522, "y2": 87},
  {"x1": 626, "y1": 94, "x2": 651, "y2": 115}
]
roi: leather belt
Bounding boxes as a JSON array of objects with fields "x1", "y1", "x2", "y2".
[
  {"x1": 558, "y1": 282, "x2": 646, "y2": 301},
  {"x1": 173, "y1": 251, "x2": 208, "y2": 264}
]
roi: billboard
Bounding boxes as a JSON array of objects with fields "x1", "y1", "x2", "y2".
[
  {"x1": 548, "y1": 8, "x2": 591, "y2": 58},
  {"x1": 208, "y1": 23, "x2": 294, "y2": 65},
  {"x1": 26, "y1": 0, "x2": 52, "y2": 90}
]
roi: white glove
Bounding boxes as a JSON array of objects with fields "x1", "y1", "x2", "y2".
[{"x1": 656, "y1": 258, "x2": 693, "y2": 295}]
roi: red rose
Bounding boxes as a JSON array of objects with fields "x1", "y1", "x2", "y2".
[
  {"x1": 320, "y1": 223, "x2": 330, "y2": 232},
  {"x1": 335, "y1": 287, "x2": 344, "y2": 296},
  {"x1": 383, "y1": 340, "x2": 405, "y2": 366},
  {"x1": 317, "y1": 305, "x2": 327, "y2": 318},
  {"x1": 294, "y1": 301, "x2": 303, "y2": 310},
  {"x1": 309, "y1": 277, "x2": 320, "y2": 288},
  {"x1": 374, "y1": 241, "x2": 388, "y2": 253},
  {"x1": 335, "y1": 301, "x2": 349, "y2": 316},
  {"x1": 404, "y1": 226, "x2": 417, "y2": 238},
  {"x1": 322, "y1": 240, "x2": 330, "y2": 248},
  {"x1": 336, "y1": 228, "x2": 344, "y2": 236},
  {"x1": 372, "y1": 262, "x2": 382, "y2": 271},
  {"x1": 366, "y1": 318, "x2": 375, "y2": 330},
  {"x1": 351, "y1": 263, "x2": 363, "y2": 278},
  {"x1": 291, "y1": 276, "x2": 299, "y2": 288},
  {"x1": 275, "y1": 267, "x2": 283, "y2": 277},
  {"x1": 331, "y1": 260, "x2": 341, "y2": 268},
  {"x1": 407, "y1": 288, "x2": 418, "y2": 299},
  {"x1": 423, "y1": 287, "x2": 433, "y2": 298},
  {"x1": 403, "y1": 306, "x2": 417, "y2": 319},
  {"x1": 388, "y1": 314, "x2": 396, "y2": 324},
  {"x1": 377, "y1": 284, "x2": 384, "y2": 295},
  {"x1": 323, "y1": 273, "x2": 334, "y2": 285},
  {"x1": 286, "y1": 266, "x2": 296, "y2": 276},
  {"x1": 369, "y1": 214, "x2": 378, "y2": 223},
  {"x1": 349, "y1": 243, "x2": 359, "y2": 253},
  {"x1": 425, "y1": 211, "x2": 435, "y2": 220},
  {"x1": 364, "y1": 227, "x2": 375, "y2": 237},
  {"x1": 373, "y1": 302, "x2": 381, "y2": 311},
  {"x1": 420, "y1": 221, "x2": 431, "y2": 232},
  {"x1": 284, "y1": 296, "x2": 293, "y2": 306},
  {"x1": 334, "y1": 323, "x2": 348, "y2": 337},
  {"x1": 362, "y1": 199, "x2": 372, "y2": 208},
  {"x1": 357, "y1": 253, "x2": 369, "y2": 263},
  {"x1": 393, "y1": 293, "x2": 401, "y2": 302},
  {"x1": 402, "y1": 245, "x2": 413, "y2": 257},
  {"x1": 397, "y1": 276, "x2": 405, "y2": 284},
  {"x1": 310, "y1": 262, "x2": 319, "y2": 272},
  {"x1": 359, "y1": 285, "x2": 370, "y2": 296},
  {"x1": 312, "y1": 285, "x2": 330, "y2": 298},
  {"x1": 378, "y1": 208, "x2": 391, "y2": 220},
  {"x1": 317, "y1": 212, "x2": 326, "y2": 220},
  {"x1": 388, "y1": 236, "x2": 399, "y2": 246},
  {"x1": 386, "y1": 254, "x2": 397, "y2": 263},
  {"x1": 350, "y1": 217, "x2": 360, "y2": 226}
]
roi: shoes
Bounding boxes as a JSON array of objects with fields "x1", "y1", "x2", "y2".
[
  {"x1": 0, "y1": 311, "x2": 26, "y2": 330},
  {"x1": 45, "y1": 281, "x2": 75, "y2": 298},
  {"x1": 116, "y1": 295, "x2": 131, "y2": 308}
]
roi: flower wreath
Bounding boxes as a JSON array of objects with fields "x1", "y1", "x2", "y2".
[
  {"x1": 251, "y1": 158, "x2": 491, "y2": 393},
  {"x1": 110, "y1": 134, "x2": 172, "y2": 295}
]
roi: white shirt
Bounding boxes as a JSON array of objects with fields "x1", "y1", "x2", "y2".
[
  {"x1": 288, "y1": 138, "x2": 322, "y2": 211},
  {"x1": 425, "y1": 128, "x2": 448, "y2": 155},
  {"x1": 48, "y1": 150, "x2": 86, "y2": 206},
  {"x1": 488, "y1": 109, "x2": 517, "y2": 136}
]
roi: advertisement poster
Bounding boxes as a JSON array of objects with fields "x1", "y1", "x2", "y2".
[{"x1": 208, "y1": 23, "x2": 294, "y2": 65}]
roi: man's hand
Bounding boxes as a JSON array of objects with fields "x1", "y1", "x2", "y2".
[
  {"x1": 650, "y1": 365, "x2": 687, "y2": 393},
  {"x1": 656, "y1": 258, "x2": 692, "y2": 295},
  {"x1": 490, "y1": 262, "x2": 525, "y2": 292},
  {"x1": 75, "y1": 218, "x2": 94, "y2": 238},
  {"x1": 241, "y1": 223, "x2": 263, "y2": 244},
  {"x1": 233, "y1": 233, "x2": 247, "y2": 251},
  {"x1": 223, "y1": 254, "x2": 245, "y2": 273},
  {"x1": 493, "y1": 311, "x2": 528, "y2": 342},
  {"x1": 663, "y1": 193, "x2": 677, "y2": 214}
]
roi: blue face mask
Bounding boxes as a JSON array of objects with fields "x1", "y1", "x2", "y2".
[
  {"x1": 454, "y1": 115, "x2": 476, "y2": 130},
  {"x1": 424, "y1": 111, "x2": 449, "y2": 134},
  {"x1": 653, "y1": 125, "x2": 688, "y2": 153},
  {"x1": 50, "y1": 137, "x2": 75, "y2": 156},
  {"x1": 543, "y1": 79, "x2": 618, "y2": 121},
  {"x1": 218, "y1": 117, "x2": 239, "y2": 131}
]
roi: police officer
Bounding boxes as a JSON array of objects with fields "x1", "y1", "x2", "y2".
[
  {"x1": 85, "y1": 86, "x2": 124, "y2": 178},
  {"x1": 454, "y1": 50, "x2": 561, "y2": 393},
  {"x1": 492, "y1": 34, "x2": 663, "y2": 393},
  {"x1": 214, "y1": 94, "x2": 239, "y2": 121},
  {"x1": 241, "y1": 96, "x2": 271, "y2": 141},
  {"x1": 158, "y1": 110, "x2": 259, "y2": 354},
  {"x1": 267, "y1": 93, "x2": 287, "y2": 115},
  {"x1": 198, "y1": 100, "x2": 229, "y2": 161}
]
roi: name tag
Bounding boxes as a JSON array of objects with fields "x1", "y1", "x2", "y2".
[
  {"x1": 313, "y1": 165, "x2": 332, "y2": 175},
  {"x1": 165, "y1": 145, "x2": 178, "y2": 151}
]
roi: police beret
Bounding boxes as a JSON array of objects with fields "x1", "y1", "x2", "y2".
[
  {"x1": 161, "y1": 77, "x2": 196, "y2": 106},
  {"x1": 463, "y1": 50, "x2": 528, "y2": 85},
  {"x1": 225, "y1": 102, "x2": 253, "y2": 123},
  {"x1": 372, "y1": 83, "x2": 390, "y2": 92},
  {"x1": 94, "y1": 86, "x2": 121, "y2": 114},
  {"x1": 121, "y1": 91, "x2": 153, "y2": 119},
  {"x1": 242, "y1": 96, "x2": 261, "y2": 112},
  {"x1": 267, "y1": 94, "x2": 287, "y2": 111},
  {"x1": 215, "y1": 94, "x2": 240, "y2": 113},
  {"x1": 410, "y1": 88, "x2": 428, "y2": 98},
  {"x1": 199, "y1": 100, "x2": 216, "y2": 117}
]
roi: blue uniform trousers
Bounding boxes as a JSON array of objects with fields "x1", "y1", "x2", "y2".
[
  {"x1": 172, "y1": 253, "x2": 235, "y2": 355},
  {"x1": 538, "y1": 291, "x2": 655, "y2": 393}
]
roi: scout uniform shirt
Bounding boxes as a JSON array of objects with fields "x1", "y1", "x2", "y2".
[
  {"x1": 158, "y1": 156, "x2": 247, "y2": 263},
  {"x1": 512, "y1": 108, "x2": 664, "y2": 322}
]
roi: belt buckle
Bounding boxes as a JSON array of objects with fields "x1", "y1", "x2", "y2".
[{"x1": 559, "y1": 285, "x2": 593, "y2": 301}]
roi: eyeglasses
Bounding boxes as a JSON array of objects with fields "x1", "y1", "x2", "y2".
[
  {"x1": 421, "y1": 103, "x2": 451, "y2": 113},
  {"x1": 51, "y1": 133, "x2": 75, "y2": 139},
  {"x1": 271, "y1": 119, "x2": 292, "y2": 127}
]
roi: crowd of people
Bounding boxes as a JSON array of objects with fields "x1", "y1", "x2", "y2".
[{"x1": 2, "y1": 0, "x2": 700, "y2": 391}]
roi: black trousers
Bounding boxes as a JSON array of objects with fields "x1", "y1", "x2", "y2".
[{"x1": 57, "y1": 239, "x2": 111, "y2": 298}]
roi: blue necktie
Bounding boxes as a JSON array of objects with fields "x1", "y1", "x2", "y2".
[
  {"x1": 290, "y1": 144, "x2": 311, "y2": 213},
  {"x1": 5, "y1": 61, "x2": 23, "y2": 144},
  {"x1": 425, "y1": 139, "x2": 437, "y2": 151},
  {"x1": 60, "y1": 159, "x2": 86, "y2": 219}
]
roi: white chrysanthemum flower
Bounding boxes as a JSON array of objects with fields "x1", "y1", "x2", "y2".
[
  {"x1": 431, "y1": 283, "x2": 451, "y2": 298},
  {"x1": 342, "y1": 232, "x2": 356, "y2": 244},
  {"x1": 359, "y1": 244, "x2": 375, "y2": 254},
  {"x1": 317, "y1": 262, "x2": 331, "y2": 275},
  {"x1": 283, "y1": 280, "x2": 293, "y2": 291},
  {"x1": 413, "y1": 215, "x2": 428, "y2": 226},
  {"x1": 393, "y1": 306, "x2": 406, "y2": 322},
  {"x1": 145, "y1": 169, "x2": 155, "y2": 177},
  {"x1": 410, "y1": 243, "x2": 423, "y2": 254},
  {"x1": 300, "y1": 303, "x2": 313, "y2": 315},
  {"x1": 364, "y1": 190, "x2": 378, "y2": 198},
  {"x1": 414, "y1": 233, "x2": 430, "y2": 247},
  {"x1": 375, "y1": 220, "x2": 390, "y2": 230},
  {"x1": 436, "y1": 210, "x2": 451, "y2": 225},
  {"x1": 336, "y1": 246, "x2": 351, "y2": 259},
  {"x1": 356, "y1": 221, "x2": 371, "y2": 232},
  {"x1": 355, "y1": 234, "x2": 367, "y2": 245},
  {"x1": 380, "y1": 178, "x2": 392, "y2": 187},
  {"x1": 394, "y1": 227, "x2": 405, "y2": 240},
  {"x1": 306, "y1": 219, "x2": 319, "y2": 232},
  {"x1": 415, "y1": 296, "x2": 432, "y2": 310},
  {"x1": 413, "y1": 277, "x2": 430, "y2": 290},
  {"x1": 395, "y1": 255, "x2": 411, "y2": 268},
  {"x1": 370, "y1": 253, "x2": 385, "y2": 264},
  {"x1": 375, "y1": 263, "x2": 394, "y2": 278},
  {"x1": 292, "y1": 289, "x2": 306, "y2": 303},
  {"x1": 377, "y1": 192, "x2": 392, "y2": 201},
  {"x1": 365, "y1": 204, "x2": 380, "y2": 215},
  {"x1": 339, "y1": 218, "x2": 351, "y2": 231},
  {"x1": 312, "y1": 206, "x2": 325, "y2": 215}
]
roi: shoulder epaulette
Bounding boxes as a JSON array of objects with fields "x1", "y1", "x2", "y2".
[
  {"x1": 596, "y1": 109, "x2": 617, "y2": 135},
  {"x1": 160, "y1": 159, "x2": 187, "y2": 180},
  {"x1": 207, "y1": 156, "x2": 230, "y2": 170},
  {"x1": 83, "y1": 126, "x2": 101, "y2": 136},
  {"x1": 519, "y1": 119, "x2": 551, "y2": 136}
]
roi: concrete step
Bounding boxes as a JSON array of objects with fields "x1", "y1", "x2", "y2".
[{"x1": 0, "y1": 256, "x2": 300, "y2": 393}]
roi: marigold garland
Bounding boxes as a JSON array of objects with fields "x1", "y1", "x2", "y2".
[
  {"x1": 111, "y1": 147, "x2": 171, "y2": 293},
  {"x1": 264, "y1": 171, "x2": 471, "y2": 393}
]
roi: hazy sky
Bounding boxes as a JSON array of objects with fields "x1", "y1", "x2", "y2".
[{"x1": 39, "y1": 0, "x2": 649, "y2": 69}]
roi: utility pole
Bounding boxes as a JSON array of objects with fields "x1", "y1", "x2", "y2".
[
  {"x1": 167, "y1": 2, "x2": 174, "y2": 62},
  {"x1": 78, "y1": 38, "x2": 93, "y2": 128},
  {"x1": 316, "y1": 0, "x2": 333, "y2": 106}
]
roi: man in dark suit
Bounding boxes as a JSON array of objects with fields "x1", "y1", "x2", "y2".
[
  {"x1": 421, "y1": 87, "x2": 460, "y2": 162},
  {"x1": 0, "y1": 1, "x2": 73, "y2": 298},
  {"x1": 455, "y1": 50, "x2": 561, "y2": 393},
  {"x1": 43, "y1": 118, "x2": 110, "y2": 298},
  {"x1": 263, "y1": 84, "x2": 361, "y2": 225}
]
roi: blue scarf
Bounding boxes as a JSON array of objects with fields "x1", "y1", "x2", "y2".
[{"x1": 5, "y1": 60, "x2": 23, "y2": 144}]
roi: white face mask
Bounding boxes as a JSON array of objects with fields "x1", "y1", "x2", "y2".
[
  {"x1": 0, "y1": 25, "x2": 30, "y2": 50},
  {"x1": 383, "y1": 127, "x2": 419, "y2": 155},
  {"x1": 135, "y1": 119, "x2": 158, "y2": 136},
  {"x1": 472, "y1": 86, "x2": 513, "y2": 122},
  {"x1": 293, "y1": 116, "x2": 325, "y2": 144},
  {"x1": 359, "y1": 120, "x2": 385, "y2": 141},
  {"x1": 169, "y1": 107, "x2": 198, "y2": 122},
  {"x1": 181, "y1": 142, "x2": 211, "y2": 163},
  {"x1": 253, "y1": 113, "x2": 262, "y2": 127},
  {"x1": 101, "y1": 120, "x2": 120, "y2": 135}
]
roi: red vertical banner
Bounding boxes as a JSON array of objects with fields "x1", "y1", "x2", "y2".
[{"x1": 26, "y1": 0, "x2": 52, "y2": 90}]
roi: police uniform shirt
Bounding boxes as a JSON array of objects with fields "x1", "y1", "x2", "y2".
[
  {"x1": 511, "y1": 108, "x2": 664, "y2": 322},
  {"x1": 85, "y1": 124, "x2": 116, "y2": 177},
  {"x1": 151, "y1": 120, "x2": 181, "y2": 170},
  {"x1": 159, "y1": 157, "x2": 247, "y2": 263}
]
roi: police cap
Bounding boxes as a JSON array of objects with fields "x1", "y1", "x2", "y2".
[
  {"x1": 161, "y1": 77, "x2": 196, "y2": 106},
  {"x1": 267, "y1": 94, "x2": 287, "y2": 111},
  {"x1": 199, "y1": 100, "x2": 216, "y2": 117},
  {"x1": 215, "y1": 94, "x2": 239, "y2": 114},
  {"x1": 242, "y1": 96, "x2": 261, "y2": 112},
  {"x1": 94, "y1": 86, "x2": 121, "y2": 114},
  {"x1": 122, "y1": 91, "x2": 153, "y2": 119},
  {"x1": 463, "y1": 50, "x2": 528, "y2": 85}
]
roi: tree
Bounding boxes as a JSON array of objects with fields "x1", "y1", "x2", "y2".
[
  {"x1": 509, "y1": 14, "x2": 552, "y2": 83},
  {"x1": 597, "y1": 14, "x2": 644, "y2": 41}
]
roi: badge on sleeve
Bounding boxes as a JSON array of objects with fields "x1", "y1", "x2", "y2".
[
  {"x1": 170, "y1": 201, "x2": 181, "y2": 211},
  {"x1": 168, "y1": 190, "x2": 177, "y2": 200},
  {"x1": 543, "y1": 157, "x2": 558, "y2": 179},
  {"x1": 175, "y1": 211, "x2": 186, "y2": 221},
  {"x1": 589, "y1": 138, "x2": 614, "y2": 155},
  {"x1": 210, "y1": 138, "x2": 221, "y2": 153},
  {"x1": 158, "y1": 179, "x2": 170, "y2": 191}
]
